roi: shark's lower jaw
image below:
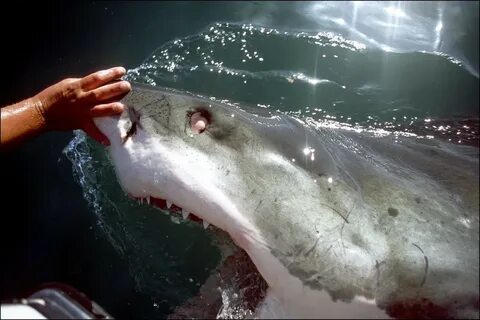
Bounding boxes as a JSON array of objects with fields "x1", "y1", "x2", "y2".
[{"x1": 127, "y1": 193, "x2": 266, "y2": 252}]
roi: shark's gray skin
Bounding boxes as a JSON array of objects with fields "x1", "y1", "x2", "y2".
[{"x1": 94, "y1": 84, "x2": 479, "y2": 319}]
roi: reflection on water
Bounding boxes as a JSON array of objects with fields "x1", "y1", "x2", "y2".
[
  {"x1": 306, "y1": 1, "x2": 445, "y2": 51},
  {"x1": 237, "y1": 1, "x2": 478, "y2": 77},
  {"x1": 128, "y1": 22, "x2": 478, "y2": 146}
]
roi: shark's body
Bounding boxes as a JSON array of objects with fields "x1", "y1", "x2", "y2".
[{"x1": 95, "y1": 84, "x2": 479, "y2": 318}]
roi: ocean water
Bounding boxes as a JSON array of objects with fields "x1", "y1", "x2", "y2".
[{"x1": 3, "y1": 2, "x2": 478, "y2": 319}]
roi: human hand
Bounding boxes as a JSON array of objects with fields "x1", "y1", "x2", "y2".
[{"x1": 33, "y1": 66, "x2": 131, "y2": 145}]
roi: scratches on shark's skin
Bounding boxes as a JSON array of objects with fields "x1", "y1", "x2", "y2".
[
  {"x1": 412, "y1": 243, "x2": 429, "y2": 287},
  {"x1": 338, "y1": 201, "x2": 356, "y2": 264},
  {"x1": 320, "y1": 202, "x2": 350, "y2": 224},
  {"x1": 331, "y1": 200, "x2": 356, "y2": 260},
  {"x1": 324, "y1": 244, "x2": 334, "y2": 256},
  {"x1": 304, "y1": 235, "x2": 321, "y2": 257},
  {"x1": 375, "y1": 260, "x2": 386, "y2": 288},
  {"x1": 344, "y1": 201, "x2": 355, "y2": 224},
  {"x1": 339, "y1": 230, "x2": 348, "y2": 266},
  {"x1": 138, "y1": 95, "x2": 173, "y2": 133},
  {"x1": 254, "y1": 200, "x2": 263, "y2": 213},
  {"x1": 140, "y1": 96, "x2": 168, "y2": 111}
]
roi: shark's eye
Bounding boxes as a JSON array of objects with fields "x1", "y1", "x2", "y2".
[{"x1": 188, "y1": 108, "x2": 212, "y2": 134}]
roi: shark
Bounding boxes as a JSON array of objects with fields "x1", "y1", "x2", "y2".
[{"x1": 94, "y1": 84, "x2": 479, "y2": 319}]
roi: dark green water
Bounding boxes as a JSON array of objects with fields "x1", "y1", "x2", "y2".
[{"x1": 2, "y1": 2, "x2": 478, "y2": 319}]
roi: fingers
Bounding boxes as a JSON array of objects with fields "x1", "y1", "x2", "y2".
[
  {"x1": 89, "y1": 102, "x2": 125, "y2": 117},
  {"x1": 80, "y1": 66, "x2": 126, "y2": 91},
  {"x1": 84, "y1": 81, "x2": 131, "y2": 103},
  {"x1": 82, "y1": 120, "x2": 110, "y2": 146}
]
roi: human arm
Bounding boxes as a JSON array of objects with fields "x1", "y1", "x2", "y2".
[{"x1": 1, "y1": 66, "x2": 131, "y2": 150}]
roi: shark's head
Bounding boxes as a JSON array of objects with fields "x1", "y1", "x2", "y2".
[
  {"x1": 94, "y1": 84, "x2": 334, "y2": 250},
  {"x1": 93, "y1": 84, "x2": 378, "y2": 314}
]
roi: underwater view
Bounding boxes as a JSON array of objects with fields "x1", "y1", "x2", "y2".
[{"x1": 2, "y1": 1, "x2": 478, "y2": 319}]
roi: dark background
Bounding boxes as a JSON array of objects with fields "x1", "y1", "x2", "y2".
[{"x1": 0, "y1": 2, "x2": 242, "y2": 318}]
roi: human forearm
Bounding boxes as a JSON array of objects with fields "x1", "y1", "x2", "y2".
[{"x1": 1, "y1": 96, "x2": 46, "y2": 150}]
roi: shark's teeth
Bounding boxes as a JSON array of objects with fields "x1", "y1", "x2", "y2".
[
  {"x1": 182, "y1": 209, "x2": 190, "y2": 220},
  {"x1": 166, "y1": 201, "x2": 172, "y2": 209},
  {"x1": 203, "y1": 220, "x2": 210, "y2": 229}
]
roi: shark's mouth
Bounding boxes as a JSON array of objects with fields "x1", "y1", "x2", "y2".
[
  {"x1": 129, "y1": 189, "x2": 277, "y2": 316},
  {"x1": 130, "y1": 194, "x2": 269, "y2": 318},
  {"x1": 129, "y1": 195, "x2": 213, "y2": 230}
]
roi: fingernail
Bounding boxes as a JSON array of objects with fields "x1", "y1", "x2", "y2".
[
  {"x1": 115, "y1": 67, "x2": 126, "y2": 75},
  {"x1": 115, "y1": 102, "x2": 125, "y2": 112},
  {"x1": 120, "y1": 81, "x2": 131, "y2": 90}
]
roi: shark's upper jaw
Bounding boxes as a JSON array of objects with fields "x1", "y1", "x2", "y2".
[
  {"x1": 113, "y1": 133, "x2": 238, "y2": 234},
  {"x1": 128, "y1": 194, "x2": 212, "y2": 229}
]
